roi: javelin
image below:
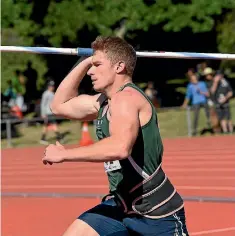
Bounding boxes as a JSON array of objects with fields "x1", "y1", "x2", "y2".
[{"x1": 1, "y1": 46, "x2": 235, "y2": 60}]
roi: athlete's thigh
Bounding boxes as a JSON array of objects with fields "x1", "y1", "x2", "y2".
[
  {"x1": 123, "y1": 208, "x2": 189, "y2": 236},
  {"x1": 77, "y1": 198, "x2": 129, "y2": 236},
  {"x1": 62, "y1": 219, "x2": 99, "y2": 236}
]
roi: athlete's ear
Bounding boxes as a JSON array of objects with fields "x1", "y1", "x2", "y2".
[{"x1": 116, "y1": 61, "x2": 126, "y2": 74}]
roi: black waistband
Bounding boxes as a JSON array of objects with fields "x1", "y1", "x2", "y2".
[{"x1": 109, "y1": 167, "x2": 183, "y2": 217}]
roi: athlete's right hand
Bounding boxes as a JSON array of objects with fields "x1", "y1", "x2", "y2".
[
  {"x1": 42, "y1": 141, "x2": 65, "y2": 165},
  {"x1": 82, "y1": 56, "x2": 93, "y2": 67}
]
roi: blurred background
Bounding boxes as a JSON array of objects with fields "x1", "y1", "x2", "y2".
[{"x1": 1, "y1": 0, "x2": 235, "y2": 147}]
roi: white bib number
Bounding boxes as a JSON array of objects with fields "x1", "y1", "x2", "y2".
[{"x1": 104, "y1": 160, "x2": 122, "y2": 172}]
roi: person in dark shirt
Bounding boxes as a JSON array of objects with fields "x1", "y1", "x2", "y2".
[
  {"x1": 212, "y1": 71, "x2": 233, "y2": 133},
  {"x1": 23, "y1": 61, "x2": 38, "y2": 102}
]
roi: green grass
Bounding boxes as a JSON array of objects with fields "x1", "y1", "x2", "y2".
[
  {"x1": 158, "y1": 99, "x2": 235, "y2": 138},
  {"x1": 1, "y1": 121, "x2": 97, "y2": 149},
  {"x1": 1, "y1": 100, "x2": 235, "y2": 149}
]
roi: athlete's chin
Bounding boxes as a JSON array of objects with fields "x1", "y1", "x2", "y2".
[{"x1": 93, "y1": 84, "x2": 105, "y2": 93}]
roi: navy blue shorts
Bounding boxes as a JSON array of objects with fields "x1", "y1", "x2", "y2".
[{"x1": 78, "y1": 198, "x2": 189, "y2": 235}]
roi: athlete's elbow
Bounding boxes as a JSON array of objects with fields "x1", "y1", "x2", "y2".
[
  {"x1": 50, "y1": 103, "x2": 61, "y2": 116},
  {"x1": 114, "y1": 144, "x2": 131, "y2": 160}
]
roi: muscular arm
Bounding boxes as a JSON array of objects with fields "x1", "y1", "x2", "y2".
[
  {"x1": 62, "y1": 91, "x2": 139, "y2": 162},
  {"x1": 50, "y1": 57, "x2": 100, "y2": 121}
]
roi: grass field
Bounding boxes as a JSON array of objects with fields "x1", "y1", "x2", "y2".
[{"x1": 1, "y1": 100, "x2": 235, "y2": 149}]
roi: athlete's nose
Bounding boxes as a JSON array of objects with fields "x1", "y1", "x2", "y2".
[{"x1": 87, "y1": 66, "x2": 94, "y2": 76}]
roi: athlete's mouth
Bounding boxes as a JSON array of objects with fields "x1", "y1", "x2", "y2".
[{"x1": 91, "y1": 77, "x2": 97, "y2": 83}]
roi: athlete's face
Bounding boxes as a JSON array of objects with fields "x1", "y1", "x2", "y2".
[{"x1": 87, "y1": 50, "x2": 116, "y2": 92}]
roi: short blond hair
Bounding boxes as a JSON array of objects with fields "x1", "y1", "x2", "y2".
[{"x1": 91, "y1": 36, "x2": 136, "y2": 76}]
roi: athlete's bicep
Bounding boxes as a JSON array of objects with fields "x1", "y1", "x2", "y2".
[
  {"x1": 51, "y1": 93, "x2": 102, "y2": 121},
  {"x1": 109, "y1": 93, "x2": 140, "y2": 158}
]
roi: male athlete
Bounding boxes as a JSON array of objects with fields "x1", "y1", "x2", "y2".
[{"x1": 42, "y1": 36, "x2": 189, "y2": 236}]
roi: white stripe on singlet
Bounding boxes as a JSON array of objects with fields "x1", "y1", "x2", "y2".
[{"x1": 127, "y1": 156, "x2": 149, "y2": 179}]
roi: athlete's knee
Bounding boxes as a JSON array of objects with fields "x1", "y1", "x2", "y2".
[{"x1": 62, "y1": 219, "x2": 99, "y2": 236}]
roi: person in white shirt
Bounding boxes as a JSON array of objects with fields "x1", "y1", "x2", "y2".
[{"x1": 40, "y1": 80, "x2": 63, "y2": 144}]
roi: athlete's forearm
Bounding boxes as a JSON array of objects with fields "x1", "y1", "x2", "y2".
[
  {"x1": 62, "y1": 137, "x2": 129, "y2": 163},
  {"x1": 51, "y1": 58, "x2": 91, "y2": 108}
]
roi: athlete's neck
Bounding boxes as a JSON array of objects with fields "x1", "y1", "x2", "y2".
[{"x1": 105, "y1": 76, "x2": 132, "y2": 99}]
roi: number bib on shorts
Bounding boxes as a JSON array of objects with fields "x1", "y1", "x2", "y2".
[{"x1": 104, "y1": 161, "x2": 122, "y2": 172}]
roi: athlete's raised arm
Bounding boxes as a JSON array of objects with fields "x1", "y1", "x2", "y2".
[
  {"x1": 50, "y1": 57, "x2": 102, "y2": 121},
  {"x1": 42, "y1": 91, "x2": 139, "y2": 164}
]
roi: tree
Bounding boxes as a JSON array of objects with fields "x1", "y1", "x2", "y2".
[
  {"x1": 217, "y1": 10, "x2": 235, "y2": 74},
  {"x1": 41, "y1": 0, "x2": 235, "y2": 46},
  {"x1": 1, "y1": 0, "x2": 47, "y2": 92}
]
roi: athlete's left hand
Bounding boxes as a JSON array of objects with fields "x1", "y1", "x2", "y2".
[{"x1": 42, "y1": 141, "x2": 65, "y2": 165}]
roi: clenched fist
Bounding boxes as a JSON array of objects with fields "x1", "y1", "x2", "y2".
[{"x1": 42, "y1": 141, "x2": 66, "y2": 165}]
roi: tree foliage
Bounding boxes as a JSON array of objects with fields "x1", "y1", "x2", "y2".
[
  {"x1": 2, "y1": 0, "x2": 235, "y2": 92},
  {"x1": 41, "y1": 0, "x2": 235, "y2": 46},
  {"x1": 1, "y1": 0, "x2": 47, "y2": 92},
  {"x1": 217, "y1": 9, "x2": 235, "y2": 73},
  {"x1": 217, "y1": 10, "x2": 235, "y2": 53}
]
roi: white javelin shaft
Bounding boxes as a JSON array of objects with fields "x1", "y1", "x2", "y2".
[
  {"x1": 0, "y1": 46, "x2": 78, "y2": 55},
  {"x1": 1, "y1": 46, "x2": 235, "y2": 60},
  {"x1": 136, "y1": 51, "x2": 235, "y2": 60}
]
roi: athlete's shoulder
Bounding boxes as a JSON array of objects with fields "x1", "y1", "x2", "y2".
[
  {"x1": 111, "y1": 89, "x2": 143, "y2": 115},
  {"x1": 113, "y1": 88, "x2": 139, "y2": 104}
]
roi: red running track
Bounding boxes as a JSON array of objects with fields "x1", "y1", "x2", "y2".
[{"x1": 2, "y1": 135, "x2": 235, "y2": 235}]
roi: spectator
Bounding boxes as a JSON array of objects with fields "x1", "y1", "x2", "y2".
[
  {"x1": 11, "y1": 70, "x2": 26, "y2": 112},
  {"x1": 203, "y1": 67, "x2": 221, "y2": 133},
  {"x1": 197, "y1": 61, "x2": 208, "y2": 79},
  {"x1": 203, "y1": 67, "x2": 216, "y2": 106},
  {"x1": 186, "y1": 68, "x2": 195, "y2": 79},
  {"x1": 40, "y1": 80, "x2": 63, "y2": 145},
  {"x1": 211, "y1": 71, "x2": 233, "y2": 134},
  {"x1": 23, "y1": 61, "x2": 38, "y2": 102},
  {"x1": 144, "y1": 81, "x2": 160, "y2": 107},
  {"x1": 181, "y1": 74, "x2": 211, "y2": 136},
  {"x1": 3, "y1": 80, "x2": 17, "y2": 104}
]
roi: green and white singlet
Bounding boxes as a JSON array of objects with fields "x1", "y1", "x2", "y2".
[{"x1": 96, "y1": 83, "x2": 184, "y2": 218}]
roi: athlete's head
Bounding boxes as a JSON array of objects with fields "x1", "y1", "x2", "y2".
[{"x1": 87, "y1": 36, "x2": 136, "y2": 92}]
